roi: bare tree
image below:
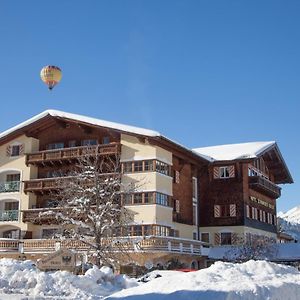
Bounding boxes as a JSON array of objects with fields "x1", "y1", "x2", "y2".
[
  {"x1": 224, "y1": 234, "x2": 278, "y2": 262},
  {"x1": 37, "y1": 147, "x2": 135, "y2": 267}
]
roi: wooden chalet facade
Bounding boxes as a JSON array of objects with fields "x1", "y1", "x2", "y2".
[
  {"x1": 193, "y1": 142, "x2": 293, "y2": 246},
  {"x1": 0, "y1": 110, "x2": 293, "y2": 269}
]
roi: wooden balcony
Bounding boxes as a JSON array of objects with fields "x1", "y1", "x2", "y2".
[
  {"x1": 249, "y1": 176, "x2": 281, "y2": 198},
  {"x1": 22, "y1": 207, "x2": 64, "y2": 224},
  {"x1": 26, "y1": 143, "x2": 121, "y2": 166},
  {"x1": 23, "y1": 173, "x2": 118, "y2": 194}
]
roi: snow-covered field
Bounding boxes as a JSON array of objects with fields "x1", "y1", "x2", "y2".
[{"x1": 0, "y1": 258, "x2": 299, "y2": 300}]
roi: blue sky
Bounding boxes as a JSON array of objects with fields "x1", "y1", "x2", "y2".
[{"x1": 0, "y1": 1, "x2": 299, "y2": 212}]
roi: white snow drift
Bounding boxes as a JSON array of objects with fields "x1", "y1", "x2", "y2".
[
  {"x1": 108, "y1": 260, "x2": 300, "y2": 300},
  {"x1": 0, "y1": 259, "x2": 299, "y2": 299}
]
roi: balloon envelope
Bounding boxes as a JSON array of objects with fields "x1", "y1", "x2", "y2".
[{"x1": 40, "y1": 66, "x2": 62, "y2": 90}]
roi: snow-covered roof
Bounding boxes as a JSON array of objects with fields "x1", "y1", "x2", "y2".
[
  {"x1": 0, "y1": 109, "x2": 161, "y2": 140},
  {"x1": 192, "y1": 141, "x2": 276, "y2": 162}
]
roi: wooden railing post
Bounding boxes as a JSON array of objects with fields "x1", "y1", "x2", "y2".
[
  {"x1": 18, "y1": 241, "x2": 24, "y2": 254},
  {"x1": 168, "y1": 241, "x2": 171, "y2": 251}
]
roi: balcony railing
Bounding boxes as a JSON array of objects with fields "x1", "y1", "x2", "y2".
[
  {"x1": 23, "y1": 173, "x2": 118, "y2": 194},
  {"x1": 249, "y1": 176, "x2": 281, "y2": 198},
  {"x1": 0, "y1": 181, "x2": 20, "y2": 193},
  {"x1": 26, "y1": 143, "x2": 121, "y2": 165},
  {"x1": 0, "y1": 237, "x2": 210, "y2": 256},
  {"x1": 0, "y1": 210, "x2": 19, "y2": 221}
]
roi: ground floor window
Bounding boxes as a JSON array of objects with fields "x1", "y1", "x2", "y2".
[
  {"x1": 201, "y1": 232, "x2": 210, "y2": 243},
  {"x1": 3, "y1": 229, "x2": 20, "y2": 239},
  {"x1": 220, "y1": 232, "x2": 232, "y2": 245}
]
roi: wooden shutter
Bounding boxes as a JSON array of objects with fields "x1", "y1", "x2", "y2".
[
  {"x1": 175, "y1": 200, "x2": 180, "y2": 213},
  {"x1": 213, "y1": 167, "x2": 220, "y2": 179},
  {"x1": 214, "y1": 205, "x2": 221, "y2": 217},
  {"x1": 19, "y1": 144, "x2": 25, "y2": 155},
  {"x1": 229, "y1": 166, "x2": 235, "y2": 178},
  {"x1": 229, "y1": 204, "x2": 236, "y2": 217},
  {"x1": 246, "y1": 205, "x2": 250, "y2": 218},
  {"x1": 231, "y1": 233, "x2": 238, "y2": 245},
  {"x1": 214, "y1": 233, "x2": 221, "y2": 245},
  {"x1": 6, "y1": 145, "x2": 11, "y2": 156}
]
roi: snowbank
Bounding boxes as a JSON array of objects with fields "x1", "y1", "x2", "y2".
[
  {"x1": 107, "y1": 260, "x2": 300, "y2": 300},
  {"x1": 0, "y1": 258, "x2": 137, "y2": 299},
  {"x1": 0, "y1": 259, "x2": 299, "y2": 300}
]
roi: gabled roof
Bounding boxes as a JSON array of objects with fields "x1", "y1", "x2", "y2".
[
  {"x1": 0, "y1": 109, "x2": 161, "y2": 140},
  {"x1": 0, "y1": 110, "x2": 293, "y2": 184},
  {"x1": 193, "y1": 141, "x2": 293, "y2": 184},
  {"x1": 192, "y1": 141, "x2": 276, "y2": 162}
]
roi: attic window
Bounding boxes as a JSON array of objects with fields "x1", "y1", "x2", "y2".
[
  {"x1": 11, "y1": 145, "x2": 20, "y2": 157},
  {"x1": 219, "y1": 166, "x2": 230, "y2": 178}
]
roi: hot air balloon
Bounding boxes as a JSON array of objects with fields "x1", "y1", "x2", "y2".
[{"x1": 40, "y1": 66, "x2": 62, "y2": 90}]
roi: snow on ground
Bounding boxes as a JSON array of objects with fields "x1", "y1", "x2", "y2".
[
  {"x1": 0, "y1": 258, "x2": 137, "y2": 299},
  {"x1": 0, "y1": 259, "x2": 299, "y2": 299},
  {"x1": 107, "y1": 260, "x2": 300, "y2": 300}
]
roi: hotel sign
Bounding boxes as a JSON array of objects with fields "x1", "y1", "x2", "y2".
[{"x1": 250, "y1": 196, "x2": 274, "y2": 210}]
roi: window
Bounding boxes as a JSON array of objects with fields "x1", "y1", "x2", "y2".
[
  {"x1": 144, "y1": 192, "x2": 154, "y2": 204},
  {"x1": 102, "y1": 137, "x2": 110, "y2": 144},
  {"x1": 11, "y1": 145, "x2": 20, "y2": 157},
  {"x1": 4, "y1": 202, "x2": 19, "y2": 210},
  {"x1": 132, "y1": 226, "x2": 142, "y2": 236},
  {"x1": 133, "y1": 193, "x2": 143, "y2": 204},
  {"x1": 192, "y1": 177, "x2": 198, "y2": 199},
  {"x1": 134, "y1": 161, "x2": 143, "y2": 172},
  {"x1": 42, "y1": 228, "x2": 58, "y2": 238},
  {"x1": 81, "y1": 139, "x2": 97, "y2": 146},
  {"x1": 201, "y1": 233, "x2": 210, "y2": 243},
  {"x1": 193, "y1": 232, "x2": 197, "y2": 240},
  {"x1": 123, "y1": 162, "x2": 132, "y2": 173},
  {"x1": 143, "y1": 225, "x2": 152, "y2": 235},
  {"x1": 221, "y1": 232, "x2": 232, "y2": 245},
  {"x1": 193, "y1": 204, "x2": 197, "y2": 225},
  {"x1": 6, "y1": 174, "x2": 20, "y2": 182},
  {"x1": 144, "y1": 160, "x2": 154, "y2": 171},
  {"x1": 219, "y1": 166, "x2": 230, "y2": 178},
  {"x1": 47, "y1": 143, "x2": 64, "y2": 150},
  {"x1": 214, "y1": 204, "x2": 236, "y2": 217},
  {"x1": 124, "y1": 194, "x2": 132, "y2": 205},
  {"x1": 45, "y1": 199, "x2": 59, "y2": 208},
  {"x1": 68, "y1": 140, "x2": 76, "y2": 147},
  {"x1": 174, "y1": 170, "x2": 180, "y2": 184},
  {"x1": 155, "y1": 161, "x2": 170, "y2": 176},
  {"x1": 156, "y1": 193, "x2": 169, "y2": 206},
  {"x1": 175, "y1": 199, "x2": 180, "y2": 213}
]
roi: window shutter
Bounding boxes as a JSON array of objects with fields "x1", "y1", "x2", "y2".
[
  {"x1": 175, "y1": 200, "x2": 180, "y2": 213},
  {"x1": 246, "y1": 205, "x2": 250, "y2": 218},
  {"x1": 175, "y1": 171, "x2": 180, "y2": 184},
  {"x1": 214, "y1": 233, "x2": 221, "y2": 245},
  {"x1": 19, "y1": 144, "x2": 25, "y2": 155},
  {"x1": 214, "y1": 205, "x2": 221, "y2": 217},
  {"x1": 213, "y1": 167, "x2": 220, "y2": 179},
  {"x1": 6, "y1": 145, "x2": 11, "y2": 156},
  {"x1": 229, "y1": 204, "x2": 236, "y2": 217},
  {"x1": 229, "y1": 165, "x2": 235, "y2": 178},
  {"x1": 231, "y1": 233, "x2": 238, "y2": 245}
]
